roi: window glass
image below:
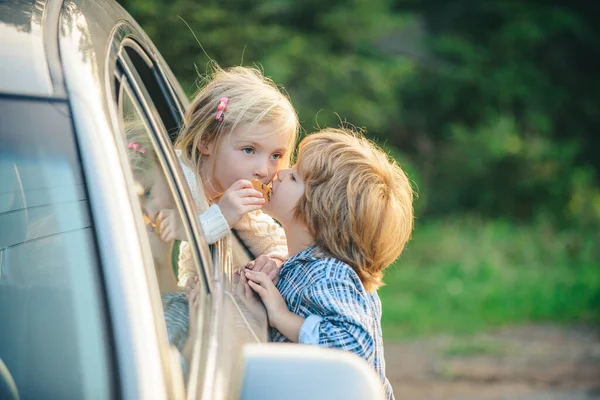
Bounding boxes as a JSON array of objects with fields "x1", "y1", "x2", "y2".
[
  {"x1": 0, "y1": 98, "x2": 113, "y2": 399},
  {"x1": 118, "y1": 83, "x2": 205, "y2": 390}
]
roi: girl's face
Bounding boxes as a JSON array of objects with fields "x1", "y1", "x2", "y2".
[
  {"x1": 263, "y1": 167, "x2": 305, "y2": 227},
  {"x1": 135, "y1": 166, "x2": 174, "y2": 221},
  {"x1": 202, "y1": 122, "x2": 293, "y2": 198}
]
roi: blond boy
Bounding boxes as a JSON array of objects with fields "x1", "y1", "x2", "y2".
[{"x1": 244, "y1": 128, "x2": 414, "y2": 400}]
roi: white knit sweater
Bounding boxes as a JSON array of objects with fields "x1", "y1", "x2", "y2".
[{"x1": 177, "y1": 155, "x2": 288, "y2": 285}]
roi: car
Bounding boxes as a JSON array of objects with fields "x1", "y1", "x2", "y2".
[{"x1": 0, "y1": 0, "x2": 385, "y2": 399}]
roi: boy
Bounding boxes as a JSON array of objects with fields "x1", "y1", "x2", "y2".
[{"x1": 243, "y1": 128, "x2": 414, "y2": 400}]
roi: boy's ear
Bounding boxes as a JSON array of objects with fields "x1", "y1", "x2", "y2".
[{"x1": 198, "y1": 141, "x2": 213, "y2": 156}]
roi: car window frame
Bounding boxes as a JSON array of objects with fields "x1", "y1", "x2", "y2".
[
  {"x1": 115, "y1": 36, "x2": 270, "y2": 343},
  {"x1": 110, "y1": 31, "x2": 214, "y2": 290}
]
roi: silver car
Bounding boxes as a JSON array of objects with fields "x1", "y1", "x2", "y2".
[{"x1": 0, "y1": 0, "x2": 384, "y2": 399}]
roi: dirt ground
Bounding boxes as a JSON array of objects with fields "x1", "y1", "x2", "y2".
[{"x1": 385, "y1": 324, "x2": 600, "y2": 400}]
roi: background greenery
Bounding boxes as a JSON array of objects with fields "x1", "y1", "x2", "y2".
[{"x1": 118, "y1": 0, "x2": 600, "y2": 339}]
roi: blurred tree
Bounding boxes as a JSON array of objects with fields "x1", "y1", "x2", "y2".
[
  {"x1": 391, "y1": 0, "x2": 600, "y2": 221},
  {"x1": 118, "y1": 0, "x2": 600, "y2": 224}
]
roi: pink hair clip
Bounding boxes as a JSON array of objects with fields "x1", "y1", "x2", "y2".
[
  {"x1": 128, "y1": 142, "x2": 146, "y2": 154},
  {"x1": 215, "y1": 97, "x2": 229, "y2": 122}
]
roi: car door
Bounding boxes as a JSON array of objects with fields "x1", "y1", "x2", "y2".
[{"x1": 105, "y1": 22, "x2": 270, "y2": 399}]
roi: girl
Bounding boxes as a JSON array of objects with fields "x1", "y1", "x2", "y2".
[
  {"x1": 173, "y1": 65, "x2": 299, "y2": 285},
  {"x1": 124, "y1": 119, "x2": 182, "y2": 295}
]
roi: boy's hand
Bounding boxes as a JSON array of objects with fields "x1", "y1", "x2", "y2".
[
  {"x1": 244, "y1": 269, "x2": 288, "y2": 328},
  {"x1": 156, "y1": 209, "x2": 186, "y2": 242},
  {"x1": 234, "y1": 271, "x2": 269, "y2": 326},
  {"x1": 245, "y1": 255, "x2": 282, "y2": 284},
  {"x1": 219, "y1": 179, "x2": 265, "y2": 228}
]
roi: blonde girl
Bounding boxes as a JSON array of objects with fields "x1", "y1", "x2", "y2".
[
  {"x1": 123, "y1": 120, "x2": 184, "y2": 295},
  {"x1": 174, "y1": 65, "x2": 299, "y2": 285}
]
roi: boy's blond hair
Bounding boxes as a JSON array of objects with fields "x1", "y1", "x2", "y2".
[
  {"x1": 295, "y1": 128, "x2": 414, "y2": 291},
  {"x1": 176, "y1": 65, "x2": 299, "y2": 189}
]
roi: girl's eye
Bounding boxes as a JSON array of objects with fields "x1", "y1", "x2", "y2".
[
  {"x1": 242, "y1": 147, "x2": 255, "y2": 155},
  {"x1": 144, "y1": 188, "x2": 152, "y2": 198},
  {"x1": 271, "y1": 153, "x2": 282, "y2": 161}
]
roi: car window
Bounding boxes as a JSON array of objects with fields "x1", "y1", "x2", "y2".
[
  {"x1": 0, "y1": 97, "x2": 114, "y2": 400},
  {"x1": 117, "y1": 40, "x2": 269, "y2": 342},
  {"x1": 117, "y1": 81, "x2": 207, "y2": 391},
  {"x1": 122, "y1": 41, "x2": 183, "y2": 142}
]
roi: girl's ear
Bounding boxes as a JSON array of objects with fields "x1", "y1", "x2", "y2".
[{"x1": 198, "y1": 141, "x2": 214, "y2": 156}]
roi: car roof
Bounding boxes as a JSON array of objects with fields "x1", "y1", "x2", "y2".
[
  {"x1": 0, "y1": 0, "x2": 65, "y2": 98},
  {"x1": 0, "y1": 0, "x2": 187, "y2": 106}
]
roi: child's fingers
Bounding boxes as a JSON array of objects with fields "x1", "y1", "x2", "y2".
[
  {"x1": 183, "y1": 276, "x2": 198, "y2": 295},
  {"x1": 165, "y1": 231, "x2": 176, "y2": 242},
  {"x1": 235, "y1": 188, "x2": 265, "y2": 199},
  {"x1": 241, "y1": 196, "x2": 266, "y2": 206},
  {"x1": 161, "y1": 226, "x2": 172, "y2": 242},
  {"x1": 241, "y1": 274, "x2": 253, "y2": 298},
  {"x1": 156, "y1": 210, "x2": 169, "y2": 225},
  {"x1": 247, "y1": 280, "x2": 267, "y2": 296},
  {"x1": 190, "y1": 285, "x2": 201, "y2": 304},
  {"x1": 267, "y1": 268, "x2": 279, "y2": 283},
  {"x1": 231, "y1": 179, "x2": 253, "y2": 190},
  {"x1": 245, "y1": 270, "x2": 272, "y2": 287},
  {"x1": 187, "y1": 282, "x2": 201, "y2": 304}
]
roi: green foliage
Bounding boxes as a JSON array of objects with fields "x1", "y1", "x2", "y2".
[
  {"x1": 116, "y1": 0, "x2": 600, "y2": 339},
  {"x1": 117, "y1": 0, "x2": 600, "y2": 225},
  {"x1": 394, "y1": 1, "x2": 600, "y2": 222},
  {"x1": 379, "y1": 217, "x2": 600, "y2": 339}
]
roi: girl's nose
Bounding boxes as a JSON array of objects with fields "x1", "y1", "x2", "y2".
[{"x1": 253, "y1": 158, "x2": 269, "y2": 179}]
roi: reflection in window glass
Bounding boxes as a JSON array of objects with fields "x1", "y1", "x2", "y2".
[
  {"x1": 119, "y1": 86, "x2": 204, "y2": 389},
  {"x1": 0, "y1": 99, "x2": 112, "y2": 399}
]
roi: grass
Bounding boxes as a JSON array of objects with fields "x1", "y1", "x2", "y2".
[
  {"x1": 379, "y1": 216, "x2": 600, "y2": 340},
  {"x1": 441, "y1": 339, "x2": 505, "y2": 358}
]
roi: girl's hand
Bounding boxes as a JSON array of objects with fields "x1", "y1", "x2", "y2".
[
  {"x1": 156, "y1": 209, "x2": 186, "y2": 242},
  {"x1": 245, "y1": 255, "x2": 282, "y2": 284},
  {"x1": 218, "y1": 179, "x2": 265, "y2": 228}
]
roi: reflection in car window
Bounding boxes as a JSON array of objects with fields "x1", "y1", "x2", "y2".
[
  {"x1": 118, "y1": 85, "x2": 204, "y2": 389},
  {"x1": 0, "y1": 98, "x2": 113, "y2": 399}
]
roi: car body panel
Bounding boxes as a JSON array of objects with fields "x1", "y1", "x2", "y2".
[{"x1": 0, "y1": 0, "x2": 53, "y2": 97}]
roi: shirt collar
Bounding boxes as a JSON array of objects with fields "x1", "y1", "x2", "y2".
[{"x1": 283, "y1": 244, "x2": 319, "y2": 268}]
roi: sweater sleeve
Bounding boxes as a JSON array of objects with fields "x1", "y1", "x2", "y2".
[
  {"x1": 198, "y1": 204, "x2": 230, "y2": 245},
  {"x1": 178, "y1": 155, "x2": 231, "y2": 245},
  {"x1": 177, "y1": 241, "x2": 195, "y2": 287},
  {"x1": 234, "y1": 210, "x2": 288, "y2": 261}
]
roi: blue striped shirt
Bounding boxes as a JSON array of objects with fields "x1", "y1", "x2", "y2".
[
  {"x1": 269, "y1": 246, "x2": 395, "y2": 400},
  {"x1": 163, "y1": 292, "x2": 189, "y2": 378}
]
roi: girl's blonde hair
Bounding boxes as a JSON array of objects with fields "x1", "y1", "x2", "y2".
[
  {"x1": 176, "y1": 65, "x2": 299, "y2": 189},
  {"x1": 295, "y1": 128, "x2": 414, "y2": 292}
]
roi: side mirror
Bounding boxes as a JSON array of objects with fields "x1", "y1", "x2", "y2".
[{"x1": 239, "y1": 344, "x2": 385, "y2": 400}]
